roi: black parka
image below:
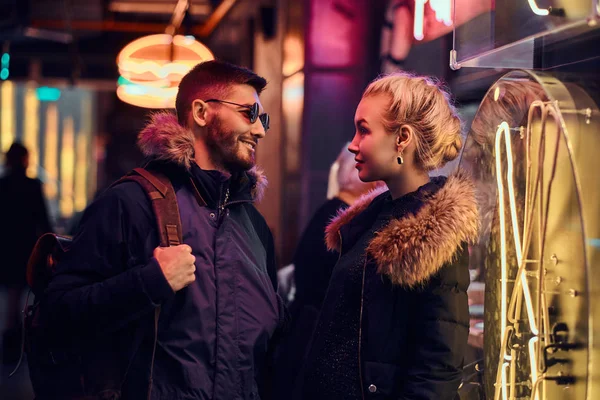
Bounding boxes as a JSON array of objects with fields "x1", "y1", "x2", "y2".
[{"x1": 300, "y1": 173, "x2": 479, "y2": 400}]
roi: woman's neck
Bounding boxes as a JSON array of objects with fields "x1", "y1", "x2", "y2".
[{"x1": 385, "y1": 169, "x2": 430, "y2": 200}]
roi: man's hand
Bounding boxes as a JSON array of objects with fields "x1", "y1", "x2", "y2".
[{"x1": 154, "y1": 244, "x2": 196, "y2": 292}]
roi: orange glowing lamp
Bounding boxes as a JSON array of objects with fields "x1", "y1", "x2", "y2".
[{"x1": 116, "y1": 34, "x2": 214, "y2": 108}]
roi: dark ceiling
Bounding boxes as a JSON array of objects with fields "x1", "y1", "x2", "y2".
[{"x1": 0, "y1": 0, "x2": 257, "y2": 83}]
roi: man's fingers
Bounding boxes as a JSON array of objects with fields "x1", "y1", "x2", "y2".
[{"x1": 179, "y1": 244, "x2": 193, "y2": 253}]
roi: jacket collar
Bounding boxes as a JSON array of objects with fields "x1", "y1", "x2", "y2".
[
  {"x1": 325, "y1": 171, "x2": 479, "y2": 288},
  {"x1": 137, "y1": 111, "x2": 267, "y2": 203}
]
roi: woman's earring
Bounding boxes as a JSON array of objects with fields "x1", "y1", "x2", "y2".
[{"x1": 397, "y1": 154, "x2": 404, "y2": 165}]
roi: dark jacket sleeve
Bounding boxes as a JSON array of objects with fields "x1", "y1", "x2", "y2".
[
  {"x1": 45, "y1": 183, "x2": 174, "y2": 338},
  {"x1": 400, "y1": 244, "x2": 470, "y2": 400},
  {"x1": 292, "y1": 198, "x2": 347, "y2": 309}
]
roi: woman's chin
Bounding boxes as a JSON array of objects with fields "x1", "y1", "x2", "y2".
[{"x1": 358, "y1": 171, "x2": 372, "y2": 182}]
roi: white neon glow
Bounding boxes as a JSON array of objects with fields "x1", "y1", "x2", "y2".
[
  {"x1": 528, "y1": 0, "x2": 549, "y2": 16},
  {"x1": 529, "y1": 337, "x2": 540, "y2": 400},
  {"x1": 413, "y1": 0, "x2": 453, "y2": 40},
  {"x1": 509, "y1": 349, "x2": 516, "y2": 400},
  {"x1": 495, "y1": 122, "x2": 508, "y2": 352},
  {"x1": 495, "y1": 121, "x2": 539, "y2": 338},
  {"x1": 501, "y1": 362, "x2": 509, "y2": 400},
  {"x1": 429, "y1": 0, "x2": 452, "y2": 25},
  {"x1": 493, "y1": 99, "x2": 565, "y2": 400},
  {"x1": 413, "y1": 0, "x2": 427, "y2": 40}
]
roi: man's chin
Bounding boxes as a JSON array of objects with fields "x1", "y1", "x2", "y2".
[{"x1": 225, "y1": 157, "x2": 255, "y2": 173}]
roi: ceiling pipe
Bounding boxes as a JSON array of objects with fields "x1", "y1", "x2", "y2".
[{"x1": 30, "y1": 0, "x2": 238, "y2": 38}]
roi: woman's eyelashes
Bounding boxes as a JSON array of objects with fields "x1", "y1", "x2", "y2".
[{"x1": 357, "y1": 125, "x2": 369, "y2": 135}]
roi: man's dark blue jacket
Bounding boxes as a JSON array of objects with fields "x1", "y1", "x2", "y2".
[{"x1": 44, "y1": 112, "x2": 286, "y2": 400}]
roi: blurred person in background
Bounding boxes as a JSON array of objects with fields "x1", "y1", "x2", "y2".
[
  {"x1": 0, "y1": 142, "x2": 51, "y2": 365},
  {"x1": 274, "y1": 144, "x2": 380, "y2": 400}
]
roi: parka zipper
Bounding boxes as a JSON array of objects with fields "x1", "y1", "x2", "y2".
[
  {"x1": 358, "y1": 258, "x2": 367, "y2": 400},
  {"x1": 337, "y1": 231, "x2": 343, "y2": 262},
  {"x1": 338, "y1": 231, "x2": 366, "y2": 399}
]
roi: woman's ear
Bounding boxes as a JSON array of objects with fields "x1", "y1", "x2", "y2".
[
  {"x1": 192, "y1": 99, "x2": 209, "y2": 127},
  {"x1": 397, "y1": 125, "x2": 414, "y2": 151}
]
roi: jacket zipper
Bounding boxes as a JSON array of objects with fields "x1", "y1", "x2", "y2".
[
  {"x1": 358, "y1": 258, "x2": 367, "y2": 400},
  {"x1": 338, "y1": 231, "x2": 366, "y2": 399},
  {"x1": 219, "y1": 186, "x2": 230, "y2": 217},
  {"x1": 222, "y1": 198, "x2": 252, "y2": 208},
  {"x1": 219, "y1": 194, "x2": 254, "y2": 212}
]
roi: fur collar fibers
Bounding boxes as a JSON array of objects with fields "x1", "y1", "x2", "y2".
[
  {"x1": 137, "y1": 112, "x2": 268, "y2": 201},
  {"x1": 325, "y1": 172, "x2": 479, "y2": 288}
]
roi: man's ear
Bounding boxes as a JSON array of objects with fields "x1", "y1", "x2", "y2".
[
  {"x1": 192, "y1": 99, "x2": 209, "y2": 127},
  {"x1": 396, "y1": 125, "x2": 414, "y2": 152}
]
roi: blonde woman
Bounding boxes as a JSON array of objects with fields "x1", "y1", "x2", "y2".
[{"x1": 299, "y1": 73, "x2": 479, "y2": 400}]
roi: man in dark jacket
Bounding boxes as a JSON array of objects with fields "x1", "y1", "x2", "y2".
[{"x1": 45, "y1": 60, "x2": 285, "y2": 399}]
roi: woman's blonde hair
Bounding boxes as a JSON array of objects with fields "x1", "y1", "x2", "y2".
[{"x1": 363, "y1": 72, "x2": 462, "y2": 171}]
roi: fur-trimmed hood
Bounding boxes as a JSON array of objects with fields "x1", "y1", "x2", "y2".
[
  {"x1": 137, "y1": 111, "x2": 268, "y2": 201},
  {"x1": 325, "y1": 172, "x2": 479, "y2": 288}
]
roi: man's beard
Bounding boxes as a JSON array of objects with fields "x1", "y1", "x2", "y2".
[{"x1": 204, "y1": 116, "x2": 255, "y2": 173}]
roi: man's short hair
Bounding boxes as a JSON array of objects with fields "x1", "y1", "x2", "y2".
[{"x1": 175, "y1": 60, "x2": 267, "y2": 126}]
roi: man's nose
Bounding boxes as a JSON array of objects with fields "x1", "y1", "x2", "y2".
[{"x1": 251, "y1": 119, "x2": 266, "y2": 138}]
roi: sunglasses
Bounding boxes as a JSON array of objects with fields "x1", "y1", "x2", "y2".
[{"x1": 205, "y1": 99, "x2": 270, "y2": 132}]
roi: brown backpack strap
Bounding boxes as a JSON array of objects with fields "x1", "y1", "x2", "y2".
[
  {"x1": 112, "y1": 168, "x2": 183, "y2": 247},
  {"x1": 112, "y1": 168, "x2": 183, "y2": 397}
]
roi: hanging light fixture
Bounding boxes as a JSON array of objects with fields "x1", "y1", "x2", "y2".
[{"x1": 116, "y1": 0, "x2": 214, "y2": 108}]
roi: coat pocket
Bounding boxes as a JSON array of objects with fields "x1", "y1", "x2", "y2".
[{"x1": 363, "y1": 361, "x2": 401, "y2": 398}]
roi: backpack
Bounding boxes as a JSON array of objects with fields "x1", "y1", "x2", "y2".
[{"x1": 15, "y1": 167, "x2": 183, "y2": 399}]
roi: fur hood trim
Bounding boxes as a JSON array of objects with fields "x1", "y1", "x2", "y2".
[
  {"x1": 325, "y1": 171, "x2": 479, "y2": 287},
  {"x1": 138, "y1": 112, "x2": 196, "y2": 169},
  {"x1": 137, "y1": 111, "x2": 268, "y2": 201}
]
